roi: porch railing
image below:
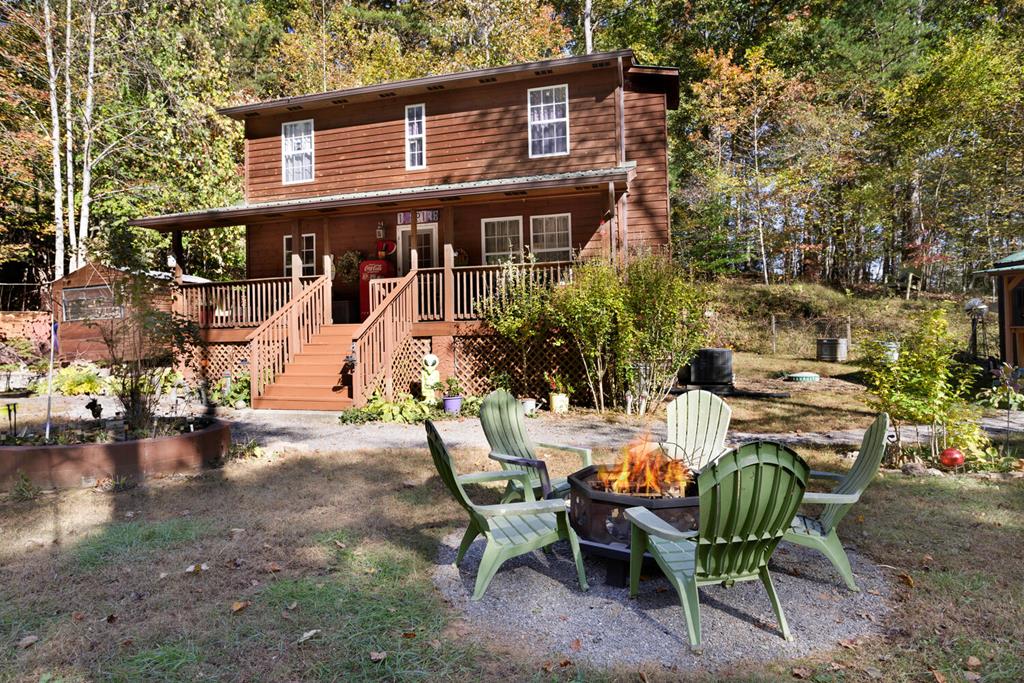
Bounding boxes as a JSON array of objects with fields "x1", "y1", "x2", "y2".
[
  {"x1": 349, "y1": 269, "x2": 418, "y2": 404},
  {"x1": 366, "y1": 255, "x2": 574, "y2": 323},
  {"x1": 248, "y1": 267, "x2": 332, "y2": 401},
  {"x1": 179, "y1": 276, "x2": 315, "y2": 328}
]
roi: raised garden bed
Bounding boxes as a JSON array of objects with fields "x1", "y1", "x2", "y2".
[{"x1": 0, "y1": 418, "x2": 230, "y2": 490}]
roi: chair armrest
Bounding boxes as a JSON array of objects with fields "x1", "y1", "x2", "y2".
[
  {"x1": 536, "y1": 442, "x2": 593, "y2": 467},
  {"x1": 488, "y1": 452, "x2": 553, "y2": 499},
  {"x1": 457, "y1": 469, "x2": 533, "y2": 485},
  {"x1": 475, "y1": 498, "x2": 568, "y2": 518},
  {"x1": 809, "y1": 470, "x2": 846, "y2": 482},
  {"x1": 624, "y1": 506, "x2": 698, "y2": 542},
  {"x1": 802, "y1": 491, "x2": 860, "y2": 505}
]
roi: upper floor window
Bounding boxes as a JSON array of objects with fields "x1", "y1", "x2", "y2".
[
  {"x1": 528, "y1": 84, "x2": 569, "y2": 158},
  {"x1": 530, "y1": 213, "x2": 571, "y2": 262},
  {"x1": 282, "y1": 119, "x2": 314, "y2": 184},
  {"x1": 482, "y1": 216, "x2": 523, "y2": 264},
  {"x1": 283, "y1": 233, "x2": 316, "y2": 276},
  {"x1": 405, "y1": 104, "x2": 426, "y2": 169}
]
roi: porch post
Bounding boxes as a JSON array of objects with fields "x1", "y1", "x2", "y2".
[
  {"x1": 410, "y1": 209, "x2": 419, "y2": 271},
  {"x1": 322, "y1": 254, "x2": 333, "y2": 324},
  {"x1": 443, "y1": 243, "x2": 455, "y2": 322},
  {"x1": 171, "y1": 230, "x2": 186, "y2": 274},
  {"x1": 607, "y1": 181, "x2": 618, "y2": 263},
  {"x1": 289, "y1": 253, "x2": 302, "y2": 353},
  {"x1": 291, "y1": 253, "x2": 302, "y2": 294}
]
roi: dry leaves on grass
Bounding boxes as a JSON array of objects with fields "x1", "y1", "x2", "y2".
[
  {"x1": 184, "y1": 563, "x2": 209, "y2": 574},
  {"x1": 791, "y1": 667, "x2": 811, "y2": 679},
  {"x1": 16, "y1": 635, "x2": 38, "y2": 649},
  {"x1": 296, "y1": 629, "x2": 321, "y2": 645},
  {"x1": 231, "y1": 601, "x2": 250, "y2": 614},
  {"x1": 966, "y1": 656, "x2": 982, "y2": 670},
  {"x1": 569, "y1": 638, "x2": 581, "y2": 652},
  {"x1": 898, "y1": 573, "x2": 915, "y2": 588},
  {"x1": 369, "y1": 651, "x2": 387, "y2": 662}
]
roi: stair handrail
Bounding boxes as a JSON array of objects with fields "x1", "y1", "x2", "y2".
[
  {"x1": 349, "y1": 268, "x2": 418, "y2": 406},
  {"x1": 248, "y1": 272, "x2": 331, "y2": 401}
]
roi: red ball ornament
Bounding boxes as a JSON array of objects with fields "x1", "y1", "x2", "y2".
[{"x1": 939, "y1": 448, "x2": 965, "y2": 468}]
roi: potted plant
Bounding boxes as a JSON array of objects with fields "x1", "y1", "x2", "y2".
[
  {"x1": 545, "y1": 372, "x2": 572, "y2": 414},
  {"x1": 436, "y1": 377, "x2": 464, "y2": 414}
]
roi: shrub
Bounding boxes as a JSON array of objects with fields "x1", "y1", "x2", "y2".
[
  {"x1": 618, "y1": 253, "x2": 710, "y2": 415},
  {"x1": 433, "y1": 377, "x2": 463, "y2": 398},
  {"x1": 210, "y1": 373, "x2": 251, "y2": 407},
  {"x1": 51, "y1": 362, "x2": 106, "y2": 396},
  {"x1": 860, "y1": 309, "x2": 991, "y2": 466},
  {"x1": 10, "y1": 471, "x2": 39, "y2": 501}
]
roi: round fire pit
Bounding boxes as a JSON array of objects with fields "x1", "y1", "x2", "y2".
[{"x1": 567, "y1": 464, "x2": 699, "y2": 554}]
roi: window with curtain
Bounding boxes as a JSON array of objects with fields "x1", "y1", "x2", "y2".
[
  {"x1": 405, "y1": 104, "x2": 426, "y2": 169},
  {"x1": 482, "y1": 217, "x2": 523, "y2": 264},
  {"x1": 530, "y1": 213, "x2": 571, "y2": 261},
  {"x1": 528, "y1": 84, "x2": 569, "y2": 157},
  {"x1": 282, "y1": 120, "x2": 314, "y2": 184}
]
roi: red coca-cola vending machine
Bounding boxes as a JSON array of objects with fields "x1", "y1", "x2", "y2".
[{"x1": 358, "y1": 259, "x2": 395, "y2": 320}]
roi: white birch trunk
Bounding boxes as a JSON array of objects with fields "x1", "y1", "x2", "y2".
[
  {"x1": 76, "y1": 3, "x2": 96, "y2": 261},
  {"x1": 583, "y1": 0, "x2": 593, "y2": 54},
  {"x1": 64, "y1": 0, "x2": 77, "y2": 271},
  {"x1": 43, "y1": 0, "x2": 65, "y2": 280}
]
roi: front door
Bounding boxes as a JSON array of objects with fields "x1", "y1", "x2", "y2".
[{"x1": 397, "y1": 223, "x2": 438, "y2": 274}]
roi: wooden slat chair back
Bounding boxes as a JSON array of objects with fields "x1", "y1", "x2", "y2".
[
  {"x1": 693, "y1": 441, "x2": 809, "y2": 582},
  {"x1": 627, "y1": 441, "x2": 809, "y2": 651},
  {"x1": 818, "y1": 412, "x2": 889, "y2": 533},
  {"x1": 424, "y1": 420, "x2": 589, "y2": 600},
  {"x1": 783, "y1": 412, "x2": 890, "y2": 591},
  {"x1": 480, "y1": 389, "x2": 592, "y2": 501},
  {"x1": 665, "y1": 390, "x2": 731, "y2": 471}
]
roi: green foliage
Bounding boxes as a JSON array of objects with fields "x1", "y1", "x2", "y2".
[
  {"x1": 544, "y1": 371, "x2": 572, "y2": 395},
  {"x1": 225, "y1": 438, "x2": 264, "y2": 461},
  {"x1": 10, "y1": 471, "x2": 40, "y2": 501},
  {"x1": 338, "y1": 391, "x2": 482, "y2": 424},
  {"x1": 618, "y1": 252, "x2": 711, "y2": 414},
  {"x1": 548, "y1": 260, "x2": 625, "y2": 411},
  {"x1": 50, "y1": 363, "x2": 106, "y2": 396},
  {"x1": 434, "y1": 377, "x2": 463, "y2": 398},
  {"x1": 860, "y1": 309, "x2": 992, "y2": 467},
  {"x1": 210, "y1": 373, "x2": 251, "y2": 407}
]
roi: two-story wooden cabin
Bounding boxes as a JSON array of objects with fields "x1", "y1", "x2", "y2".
[{"x1": 131, "y1": 50, "x2": 679, "y2": 410}]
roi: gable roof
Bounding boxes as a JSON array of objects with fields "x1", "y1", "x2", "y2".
[
  {"x1": 218, "y1": 50, "x2": 679, "y2": 120},
  {"x1": 978, "y1": 249, "x2": 1024, "y2": 274}
]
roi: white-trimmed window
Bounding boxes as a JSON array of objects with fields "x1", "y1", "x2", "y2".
[
  {"x1": 481, "y1": 216, "x2": 523, "y2": 264},
  {"x1": 283, "y1": 233, "x2": 316, "y2": 276},
  {"x1": 530, "y1": 213, "x2": 572, "y2": 262},
  {"x1": 528, "y1": 84, "x2": 569, "y2": 158},
  {"x1": 405, "y1": 104, "x2": 426, "y2": 169},
  {"x1": 281, "y1": 119, "x2": 314, "y2": 184}
]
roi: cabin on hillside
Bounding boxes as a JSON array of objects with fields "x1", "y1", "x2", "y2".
[
  {"x1": 981, "y1": 250, "x2": 1024, "y2": 366},
  {"x1": 130, "y1": 50, "x2": 680, "y2": 410}
]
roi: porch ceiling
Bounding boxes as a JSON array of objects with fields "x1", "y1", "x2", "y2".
[{"x1": 128, "y1": 164, "x2": 636, "y2": 232}]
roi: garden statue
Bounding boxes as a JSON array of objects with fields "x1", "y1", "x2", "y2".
[{"x1": 420, "y1": 353, "x2": 440, "y2": 403}]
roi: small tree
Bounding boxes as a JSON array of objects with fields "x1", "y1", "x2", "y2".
[
  {"x1": 619, "y1": 253, "x2": 710, "y2": 415},
  {"x1": 860, "y1": 309, "x2": 986, "y2": 464},
  {"x1": 95, "y1": 274, "x2": 200, "y2": 434},
  {"x1": 549, "y1": 260, "x2": 625, "y2": 411},
  {"x1": 478, "y1": 257, "x2": 552, "y2": 397}
]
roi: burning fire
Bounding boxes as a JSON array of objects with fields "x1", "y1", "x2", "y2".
[{"x1": 596, "y1": 436, "x2": 692, "y2": 497}]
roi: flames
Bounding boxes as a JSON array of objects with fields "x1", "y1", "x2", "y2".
[{"x1": 595, "y1": 436, "x2": 692, "y2": 497}]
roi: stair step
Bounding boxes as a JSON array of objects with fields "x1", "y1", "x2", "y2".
[
  {"x1": 272, "y1": 374, "x2": 347, "y2": 389},
  {"x1": 252, "y1": 396, "x2": 353, "y2": 411},
  {"x1": 284, "y1": 360, "x2": 347, "y2": 374},
  {"x1": 261, "y1": 385, "x2": 351, "y2": 400}
]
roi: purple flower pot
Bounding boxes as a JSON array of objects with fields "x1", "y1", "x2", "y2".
[{"x1": 442, "y1": 395, "x2": 463, "y2": 414}]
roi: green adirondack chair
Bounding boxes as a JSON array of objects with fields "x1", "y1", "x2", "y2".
[
  {"x1": 663, "y1": 389, "x2": 732, "y2": 471},
  {"x1": 425, "y1": 420, "x2": 589, "y2": 601},
  {"x1": 627, "y1": 441, "x2": 809, "y2": 651},
  {"x1": 480, "y1": 389, "x2": 592, "y2": 502},
  {"x1": 783, "y1": 412, "x2": 889, "y2": 592}
]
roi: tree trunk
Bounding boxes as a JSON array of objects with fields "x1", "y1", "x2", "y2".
[
  {"x1": 64, "y1": 0, "x2": 76, "y2": 272},
  {"x1": 44, "y1": 0, "x2": 65, "y2": 280},
  {"x1": 76, "y1": 3, "x2": 96, "y2": 259},
  {"x1": 583, "y1": 0, "x2": 593, "y2": 54}
]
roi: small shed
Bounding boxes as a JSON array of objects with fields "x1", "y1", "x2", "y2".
[
  {"x1": 980, "y1": 250, "x2": 1024, "y2": 365},
  {"x1": 50, "y1": 262, "x2": 207, "y2": 362}
]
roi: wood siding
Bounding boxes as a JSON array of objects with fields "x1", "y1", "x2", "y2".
[
  {"x1": 244, "y1": 69, "x2": 620, "y2": 203},
  {"x1": 623, "y1": 88, "x2": 669, "y2": 247}
]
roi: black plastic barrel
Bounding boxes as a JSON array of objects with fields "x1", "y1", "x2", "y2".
[
  {"x1": 685, "y1": 348, "x2": 734, "y2": 386},
  {"x1": 816, "y1": 338, "x2": 848, "y2": 362}
]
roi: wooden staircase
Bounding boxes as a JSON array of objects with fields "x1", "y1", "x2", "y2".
[{"x1": 251, "y1": 323, "x2": 358, "y2": 411}]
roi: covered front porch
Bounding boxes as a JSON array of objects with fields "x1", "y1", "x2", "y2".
[{"x1": 132, "y1": 166, "x2": 633, "y2": 409}]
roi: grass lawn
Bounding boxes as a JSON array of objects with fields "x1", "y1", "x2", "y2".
[{"x1": 1, "y1": 442, "x2": 1021, "y2": 682}]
